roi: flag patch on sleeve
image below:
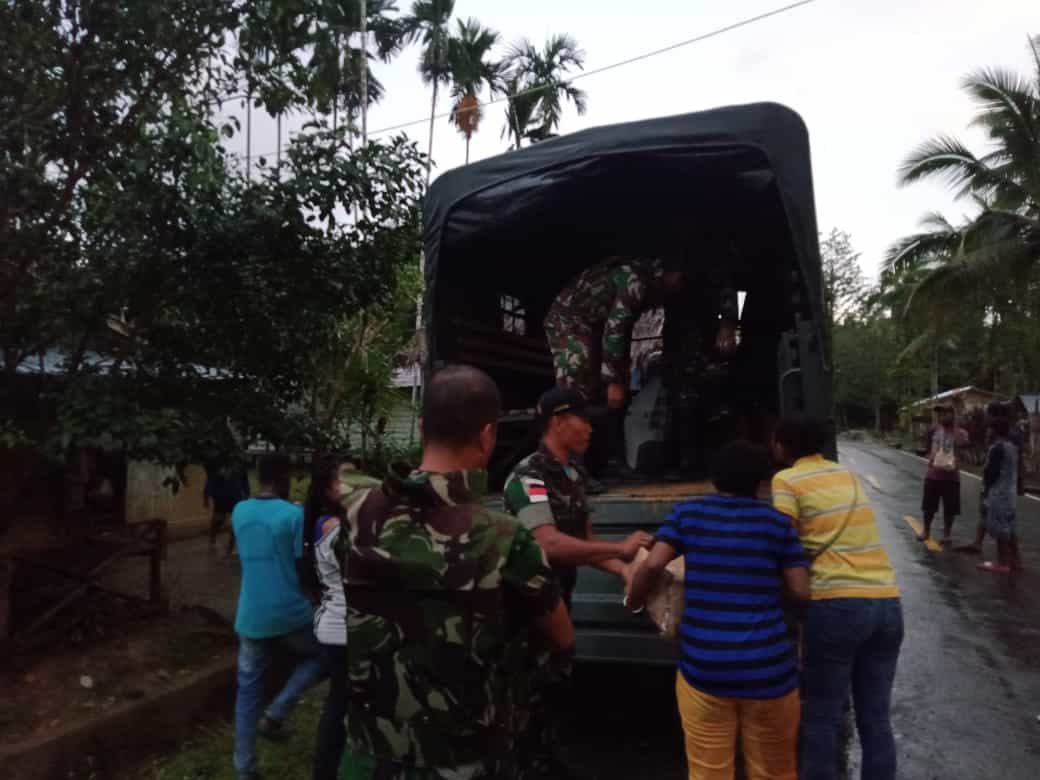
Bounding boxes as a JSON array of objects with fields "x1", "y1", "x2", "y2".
[{"x1": 523, "y1": 479, "x2": 549, "y2": 503}]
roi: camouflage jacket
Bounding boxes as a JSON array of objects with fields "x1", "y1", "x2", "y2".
[
  {"x1": 502, "y1": 446, "x2": 591, "y2": 606},
  {"x1": 546, "y1": 257, "x2": 665, "y2": 385},
  {"x1": 335, "y1": 466, "x2": 560, "y2": 777}
]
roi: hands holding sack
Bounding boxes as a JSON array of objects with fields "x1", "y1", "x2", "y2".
[{"x1": 623, "y1": 548, "x2": 685, "y2": 639}]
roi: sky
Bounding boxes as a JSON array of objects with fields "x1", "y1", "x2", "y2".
[{"x1": 221, "y1": 0, "x2": 1039, "y2": 280}]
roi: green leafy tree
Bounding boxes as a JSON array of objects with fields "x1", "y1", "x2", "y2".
[
  {"x1": 820, "y1": 228, "x2": 867, "y2": 328},
  {"x1": 0, "y1": 0, "x2": 240, "y2": 381},
  {"x1": 0, "y1": 1, "x2": 428, "y2": 480},
  {"x1": 833, "y1": 313, "x2": 899, "y2": 431},
  {"x1": 51, "y1": 117, "x2": 427, "y2": 468}
]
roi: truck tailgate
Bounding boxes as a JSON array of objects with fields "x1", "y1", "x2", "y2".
[{"x1": 491, "y1": 482, "x2": 712, "y2": 665}]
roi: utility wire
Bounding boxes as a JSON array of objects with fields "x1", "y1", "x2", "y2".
[{"x1": 231, "y1": 0, "x2": 819, "y2": 162}]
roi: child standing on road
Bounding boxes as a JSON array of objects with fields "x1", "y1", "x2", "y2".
[{"x1": 979, "y1": 417, "x2": 1021, "y2": 574}]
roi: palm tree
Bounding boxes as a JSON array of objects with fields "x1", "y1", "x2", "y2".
[
  {"x1": 404, "y1": 0, "x2": 455, "y2": 184},
  {"x1": 447, "y1": 19, "x2": 502, "y2": 163},
  {"x1": 502, "y1": 34, "x2": 587, "y2": 148},
  {"x1": 501, "y1": 73, "x2": 539, "y2": 150},
  {"x1": 310, "y1": 0, "x2": 403, "y2": 138},
  {"x1": 889, "y1": 38, "x2": 1040, "y2": 300}
]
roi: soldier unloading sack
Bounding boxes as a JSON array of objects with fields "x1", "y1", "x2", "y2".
[{"x1": 544, "y1": 256, "x2": 684, "y2": 482}]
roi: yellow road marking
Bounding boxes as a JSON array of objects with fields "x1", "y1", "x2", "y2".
[{"x1": 903, "y1": 515, "x2": 942, "y2": 552}]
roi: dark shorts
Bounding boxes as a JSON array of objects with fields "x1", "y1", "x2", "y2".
[
  {"x1": 922, "y1": 478, "x2": 961, "y2": 517},
  {"x1": 986, "y1": 505, "x2": 1016, "y2": 540}
]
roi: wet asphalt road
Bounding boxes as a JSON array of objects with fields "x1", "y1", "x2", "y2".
[
  {"x1": 561, "y1": 438, "x2": 1040, "y2": 779},
  {"x1": 839, "y1": 439, "x2": 1040, "y2": 779}
]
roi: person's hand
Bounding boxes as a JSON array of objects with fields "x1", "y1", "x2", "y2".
[
  {"x1": 607, "y1": 382, "x2": 627, "y2": 409},
  {"x1": 618, "y1": 531, "x2": 654, "y2": 561}
]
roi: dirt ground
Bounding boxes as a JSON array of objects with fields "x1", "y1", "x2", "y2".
[
  {"x1": 1, "y1": 530, "x2": 243, "y2": 751},
  {"x1": 0, "y1": 603, "x2": 236, "y2": 746}
]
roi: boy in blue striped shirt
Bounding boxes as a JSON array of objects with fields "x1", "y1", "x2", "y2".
[{"x1": 628, "y1": 441, "x2": 809, "y2": 780}]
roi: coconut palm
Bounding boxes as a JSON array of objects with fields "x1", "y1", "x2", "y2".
[
  {"x1": 502, "y1": 34, "x2": 587, "y2": 147},
  {"x1": 404, "y1": 0, "x2": 455, "y2": 184},
  {"x1": 888, "y1": 38, "x2": 1040, "y2": 305},
  {"x1": 447, "y1": 18, "x2": 502, "y2": 163}
]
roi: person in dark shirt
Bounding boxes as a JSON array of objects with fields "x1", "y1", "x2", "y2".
[
  {"x1": 628, "y1": 441, "x2": 809, "y2": 780},
  {"x1": 204, "y1": 461, "x2": 250, "y2": 555},
  {"x1": 959, "y1": 401, "x2": 1025, "y2": 558},
  {"x1": 978, "y1": 416, "x2": 1021, "y2": 574}
]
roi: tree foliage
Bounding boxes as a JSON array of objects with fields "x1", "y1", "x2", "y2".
[
  {"x1": 502, "y1": 34, "x2": 587, "y2": 148},
  {"x1": 1, "y1": 0, "x2": 426, "y2": 474},
  {"x1": 820, "y1": 228, "x2": 866, "y2": 328},
  {"x1": 447, "y1": 18, "x2": 503, "y2": 159},
  {"x1": 881, "y1": 36, "x2": 1040, "y2": 400}
]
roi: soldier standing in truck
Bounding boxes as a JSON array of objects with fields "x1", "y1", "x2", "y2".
[{"x1": 544, "y1": 256, "x2": 685, "y2": 478}]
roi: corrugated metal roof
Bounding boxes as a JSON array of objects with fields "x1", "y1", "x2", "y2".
[
  {"x1": 909, "y1": 386, "x2": 1000, "y2": 407},
  {"x1": 1017, "y1": 394, "x2": 1040, "y2": 413}
]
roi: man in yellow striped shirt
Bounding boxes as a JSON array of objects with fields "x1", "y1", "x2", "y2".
[{"x1": 772, "y1": 416, "x2": 903, "y2": 780}]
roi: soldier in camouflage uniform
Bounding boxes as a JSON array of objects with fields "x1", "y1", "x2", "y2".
[
  {"x1": 503, "y1": 387, "x2": 653, "y2": 779},
  {"x1": 544, "y1": 257, "x2": 684, "y2": 404},
  {"x1": 335, "y1": 366, "x2": 574, "y2": 780}
]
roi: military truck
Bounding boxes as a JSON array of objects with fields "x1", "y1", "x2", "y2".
[{"x1": 422, "y1": 102, "x2": 832, "y2": 663}]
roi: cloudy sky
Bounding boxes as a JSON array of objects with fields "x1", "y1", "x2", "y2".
[{"x1": 224, "y1": 0, "x2": 1038, "y2": 279}]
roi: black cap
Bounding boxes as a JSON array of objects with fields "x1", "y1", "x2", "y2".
[{"x1": 536, "y1": 386, "x2": 606, "y2": 422}]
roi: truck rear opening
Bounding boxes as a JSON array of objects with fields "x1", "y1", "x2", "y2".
[{"x1": 426, "y1": 103, "x2": 831, "y2": 662}]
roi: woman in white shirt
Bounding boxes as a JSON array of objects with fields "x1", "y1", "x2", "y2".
[{"x1": 304, "y1": 455, "x2": 350, "y2": 780}]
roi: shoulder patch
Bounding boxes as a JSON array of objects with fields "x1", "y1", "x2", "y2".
[{"x1": 522, "y1": 478, "x2": 549, "y2": 503}]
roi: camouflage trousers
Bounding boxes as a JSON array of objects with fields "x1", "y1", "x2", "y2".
[
  {"x1": 543, "y1": 310, "x2": 601, "y2": 399},
  {"x1": 514, "y1": 651, "x2": 575, "y2": 780}
]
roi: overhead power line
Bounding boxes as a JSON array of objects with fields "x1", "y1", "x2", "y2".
[{"x1": 232, "y1": 0, "x2": 819, "y2": 162}]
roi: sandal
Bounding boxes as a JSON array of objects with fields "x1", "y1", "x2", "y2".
[{"x1": 977, "y1": 561, "x2": 1012, "y2": 574}]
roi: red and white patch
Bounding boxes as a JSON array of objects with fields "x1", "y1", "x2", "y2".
[{"x1": 523, "y1": 479, "x2": 549, "y2": 503}]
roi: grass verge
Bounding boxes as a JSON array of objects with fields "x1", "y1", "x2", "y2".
[{"x1": 133, "y1": 687, "x2": 326, "y2": 779}]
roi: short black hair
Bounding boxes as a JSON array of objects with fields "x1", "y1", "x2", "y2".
[
  {"x1": 258, "y1": 452, "x2": 291, "y2": 486},
  {"x1": 990, "y1": 416, "x2": 1011, "y2": 437},
  {"x1": 774, "y1": 415, "x2": 828, "y2": 461},
  {"x1": 711, "y1": 441, "x2": 773, "y2": 497},
  {"x1": 986, "y1": 400, "x2": 1011, "y2": 419},
  {"x1": 421, "y1": 364, "x2": 502, "y2": 448}
]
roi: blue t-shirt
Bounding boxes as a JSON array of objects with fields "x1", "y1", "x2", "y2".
[
  {"x1": 232, "y1": 497, "x2": 314, "y2": 639},
  {"x1": 656, "y1": 495, "x2": 809, "y2": 700}
]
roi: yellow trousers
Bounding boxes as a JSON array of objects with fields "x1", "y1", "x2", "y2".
[{"x1": 675, "y1": 673, "x2": 799, "y2": 780}]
